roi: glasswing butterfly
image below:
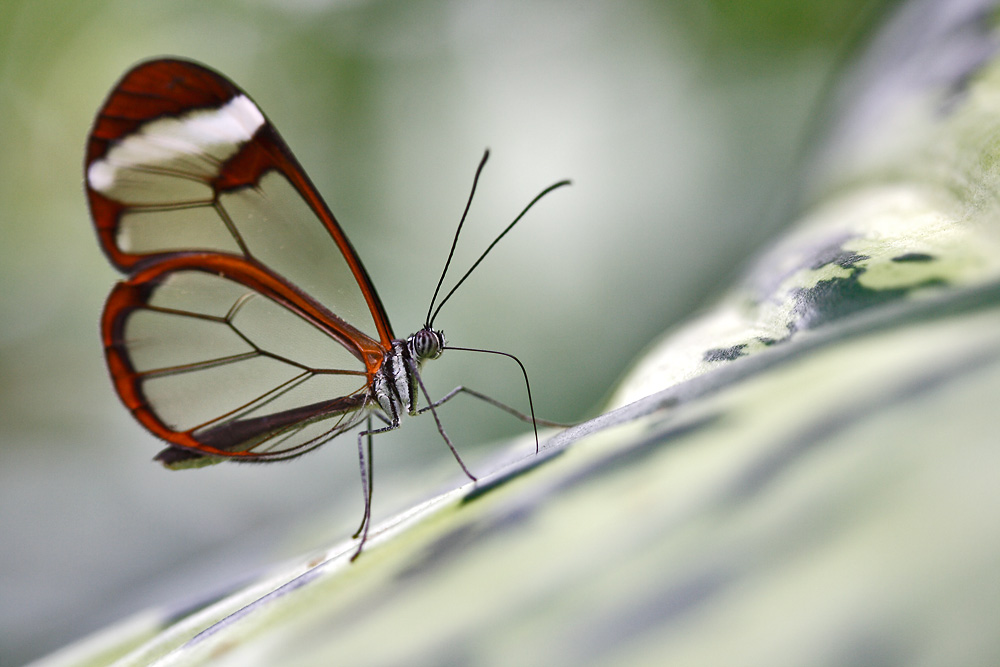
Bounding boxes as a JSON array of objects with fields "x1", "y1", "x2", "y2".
[{"x1": 84, "y1": 58, "x2": 569, "y2": 559}]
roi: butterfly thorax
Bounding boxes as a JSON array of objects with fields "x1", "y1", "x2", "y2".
[{"x1": 371, "y1": 328, "x2": 445, "y2": 422}]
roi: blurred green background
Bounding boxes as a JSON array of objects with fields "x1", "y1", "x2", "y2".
[{"x1": 0, "y1": 0, "x2": 897, "y2": 664}]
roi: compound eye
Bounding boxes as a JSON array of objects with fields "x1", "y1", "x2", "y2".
[{"x1": 411, "y1": 329, "x2": 443, "y2": 360}]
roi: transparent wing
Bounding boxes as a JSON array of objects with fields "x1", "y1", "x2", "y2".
[
  {"x1": 85, "y1": 58, "x2": 393, "y2": 346},
  {"x1": 85, "y1": 59, "x2": 396, "y2": 463},
  {"x1": 102, "y1": 255, "x2": 384, "y2": 463}
]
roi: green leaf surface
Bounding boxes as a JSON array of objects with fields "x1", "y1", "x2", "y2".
[{"x1": 32, "y1": 1, "x2": 1000, "y2": 665}]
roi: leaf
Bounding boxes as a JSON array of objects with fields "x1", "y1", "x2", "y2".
[{"x1": 35, "y1": 1, "x2": 1000, "y2": 665}]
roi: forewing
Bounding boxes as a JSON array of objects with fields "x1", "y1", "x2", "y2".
[{"x1": 85, "y1": 58, "x2": 393, "y2": 346}]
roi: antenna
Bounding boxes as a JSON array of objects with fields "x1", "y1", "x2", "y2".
[
  {"x1": 425, "y1": 150, "x2": 571, "y2": 327},
  {"x1": 425, "y1": 150, "x2": 491, "y2": 327}
]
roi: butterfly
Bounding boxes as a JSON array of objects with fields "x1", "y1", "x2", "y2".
[{"x1": 84, "y1": 58, "x2": 569, "y2": 559}]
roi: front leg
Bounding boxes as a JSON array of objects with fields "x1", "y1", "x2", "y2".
[{"x1": 407, "y1": 358, "x2": 478, "y2": 482}]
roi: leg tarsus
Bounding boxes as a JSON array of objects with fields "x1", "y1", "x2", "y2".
[
  {"x1": 349, "y1": 415, "x2": 398, "y2": 562},
  {"x1": 415, "y1": 385, "x2": 568, "y2": 427},
  {"x1": 351, "y1": 420, "x2": 374, "y2": 539},
  {"x1": 415, "y1": 384, "x2": 570, "y2": 455}
]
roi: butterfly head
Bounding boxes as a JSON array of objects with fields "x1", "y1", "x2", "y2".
[{"x1": 408, "y1": 327, "x2": 445, "y2": 363}]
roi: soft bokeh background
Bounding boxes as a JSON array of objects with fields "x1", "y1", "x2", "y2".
[{"x1": 0, "y1": 1, "x2": 897, "y2": 664}]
